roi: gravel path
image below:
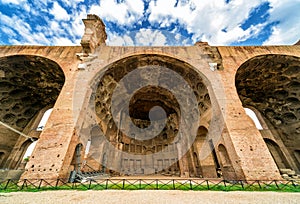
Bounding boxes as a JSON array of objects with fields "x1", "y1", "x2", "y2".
[{"x1": 1, "y1": 190, "x2": 300, "y2": 204}]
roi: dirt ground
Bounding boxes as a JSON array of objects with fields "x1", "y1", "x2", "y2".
[{"x1": 0, "y1": 190, "x2": 299, "y2": 204}]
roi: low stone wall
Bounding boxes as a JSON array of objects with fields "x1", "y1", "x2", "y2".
[{"x1": 0, "y1": 170, "x2": 24, "y2": 182}]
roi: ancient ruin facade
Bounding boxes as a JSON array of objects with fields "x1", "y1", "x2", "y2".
[{"x1": 0, "y1": 15, "x2": 299, "y2": 181}]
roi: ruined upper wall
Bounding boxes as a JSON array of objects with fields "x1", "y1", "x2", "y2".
[
  {"x1": 0, "y1": 13, "x2": 299, "y2": 84},
  {"x1": 0, "y1": 44, "x2": 299, "y2": 86},
  {"x1": 217, "y1": 45, "x2": 300, "y2": 73},
  {"x1": 81, "y1": 14, "x2": 107, "y2": 54},
  {"x1": 0, "y1": 46, "x2": 82, "y2": 78},
  {"x1": 213, "y1": 45, "x2": 299, "y2": 84}
]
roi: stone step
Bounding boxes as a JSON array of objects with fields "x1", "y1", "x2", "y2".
[{"x1": 280, "y1": 168, "x2": 292, "y2": 174}]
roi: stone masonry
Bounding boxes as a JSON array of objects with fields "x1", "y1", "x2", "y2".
[{"x1": 0, "y1": 14, "x2": 299, "y2": 181}]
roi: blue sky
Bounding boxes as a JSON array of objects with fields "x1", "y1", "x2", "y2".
[{"x1": 0, "y1": 0, "x2": 299, "y2": 46}]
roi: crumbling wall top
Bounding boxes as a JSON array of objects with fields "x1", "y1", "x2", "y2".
[{"x1": 81, "y1": 14, "x2": 107, "y2": 54}]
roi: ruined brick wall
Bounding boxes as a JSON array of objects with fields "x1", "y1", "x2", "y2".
[{"x1": 0, "y1": 15, "x2": 299, "y2": 181}]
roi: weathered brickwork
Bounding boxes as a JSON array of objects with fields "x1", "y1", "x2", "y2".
[{"x1": 0, "y1": 15, "x2": 299, "y2": 181}]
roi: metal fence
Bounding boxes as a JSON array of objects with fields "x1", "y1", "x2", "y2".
[{"x1": 0, "y1": 178, "x2": 299, "y2": 191}]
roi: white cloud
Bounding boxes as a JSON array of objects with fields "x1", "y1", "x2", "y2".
[
  {"x1": 0, "y1": 1, "x2": 83, "y2": 45},
  {"x1": 60, "y1": 0, "x2": 85, "y2": 8},
  {"x1": 148, "y1": 0, "x2": 268, "y2": 45},
  {"x1": 89, "y1": 0, "x2": 144, "y2": 26},
  {"x1": 52, "y1": 36, "x2": 75, "y2": 45},
  {"x1": 0, "y1": 12, "x2": 51, "y2": 45},
  {"x1": 135, "y1": 29, "x2": 167, "y2": 46},
  {"x1": 29, "y1": 0, "x2": 49, "y2": 13},
  {"x1": 108, "y1": 33, "x2": 134, "y2": 46},
  {"x1": 69, "y1": 5, "x2": 87, "y2": 40},
  {"x1": 126, "y1": 0, "x2": 145, "y2": 16},
  {"x1": 206, "y1": 24, "x2": 263, "y2": 45},
  {"x1": 50, "y1": 2, "x2": 70, "y2": 21},
  {"x1": 107, "y1": 29, "x2": 167, "y2": 46},
  {"x1": 1, "y1": 0, "x2": 299, "y2": 46},
  {"x1": 1, "y1": 0, "x2": 26, "y2": 4},
  {"x1": 1, "y1": 26, "x2": 17, "y2": 37},
  {"x1": 50, "y1": 21, "x2": 60, "y2": 32},
  {"x1": 263, "y1": 0, "x2": 300, "y2": 45}
]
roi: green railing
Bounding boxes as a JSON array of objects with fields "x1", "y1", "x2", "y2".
[{"x1": 0, "y1": 179, "x2": 299, "y2": 192}]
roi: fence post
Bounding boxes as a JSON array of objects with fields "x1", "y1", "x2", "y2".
[
  {"x1": 223, "y1": 180, "x2": 226, "y2": 187},
  {"x1": 257, "y1": 180, "x2": 261, "y2": 189},
  {"x1": 38, "y1": 179, "x2": 43, "y2": 189},
  {"x1": 172, "y1": 179, "x2": 175, "y2": 190},
  {"x1": 4, "y1": 179, "x2": 10, "y2": 190},
  {"x1": 240, "y1": 180, "x2": 244, "y2": 189},
  {"x1": 123, "y1": 179, "x2": 125, "y2": 190},
  {"x1": 20, "y1": 179, "x2": 26, "y2": 190},
  {"x1": 89, "y1": 180, "x2": 92, "y2": 189},
  {"x1": 189, "y1": 180, "x2": 193, "y2": 190},
  {"x1": 105, "y1": 179, "x2": 108, "y2": 189},
  {"x1": 139, "y1": 179, "x2": 141, "y2": 189},
  {"x1": 156, "y1": 179, "x2": 158, "y2": 190},
  {"x1": 206, "y1": 180, "x2": 209, "y2": 190},
  {"x1": 55, "y1": 179, "x2": 59, "y2": 189},
  {"x1": 274, "y1": 180, "x2": 279, "y2": 189}
]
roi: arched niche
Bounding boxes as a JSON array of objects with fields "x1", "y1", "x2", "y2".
[
  {"x1": 218, "y1": 144, "x2": 231, "y2": 167},
  {"x1": 217, "y1": 144, "x2": 237, "y2": 180},
  {"x1": 192, "y1": 126, "x2": 218, "y2": 178},
  {"x1": 243, "y1": 106, "x2": 297, "y2": 174},
  {"x1": 15, "y1": 140, "x2": 38, "y2": 169},
  {"x1": 70, "y1": 143, "x2": 84, "y2": 173},
  {"x1": 82, "y1": 54, "x2": 213, "y2": 177},
  {"x1": 264, "y1": 138, "x2": 290, "y2": 170},
  {"x1": 0, "y1": 151, "x2": 5, "y2": 167},
  {"x1": 295, "y1": 150, "x2": 300, "y2": 167},
  {"x1": 0, "y1": 55, "x2": 65, "y2": 169}
]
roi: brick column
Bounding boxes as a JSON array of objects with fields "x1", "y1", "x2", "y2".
[
  {"x1": 207, "y1": 49, "x2": 282, "y2": 180},
  {"x1": 21, "y1": 65, "x2": 90, "y2": 180}
]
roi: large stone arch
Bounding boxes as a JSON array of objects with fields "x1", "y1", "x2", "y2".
[
  {"x1": 235, "y1": 54, "x2": 300, "y2": 172},
  {"x1": 192, "y1": 126, "x2": 219, "y2": 178},
  {"x1": 0, "y1": 55, "x2": 65, "y2": 169},
  {"x1": 70, "y1": 143, "x2": 84, "y2": 173},
  {"x1": 79, "y1": 54, "x2": 214, "y2": 177},
  {"x1": 264, "y1": 138, "x2": 290, "y2": 170}
]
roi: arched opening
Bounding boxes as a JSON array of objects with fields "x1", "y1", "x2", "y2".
[
  {"x1": 0, "y1": 152, "x2": 5, "y2": 167},
  {"x1": 22, "y1": 141, "x2": 37, "y2": 161},
  {"x1": 192, "y1": 126, "x2": 218, "y2": 178},
  {"x1": 217, "y1": 144, "x2": 236, "y2": 179},
  {"x1": 36, "y1": 108, "x2": 53, "y2": 131},
  {"x1": 244, "y1": 108, "x2": 263, "y2": 130},
  {"x1": 70, "y1": 144, "x2": 83, "y2": 173},
  {"x1": 218, "y1": 144, "x2": 231, "y2": 167},
  {"x1": 193, "y1": 152, "x2": 201, "y2": 177},
  {"x1": 264, "y1": 139, "x2": 290, "y2": 170},
  {"x1": 295, "y1": 150, "x2": 300, "y2": 167},
  {"x1": 8, "y1": 108, "x2": 54, "y2": 170},
  {"x1": 0, "y1": 55, "x2": 65, "y2": 169},
  {"x1": 14, "y1": 140, "x2": 38, "y2": 170},
  {"x1": 236, "y1": 54, "x2": 300, "y2": 173},
  {"x1": 79, "y1": 54, "x2": 212, "y2": 178}
]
